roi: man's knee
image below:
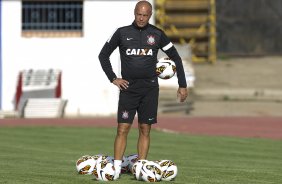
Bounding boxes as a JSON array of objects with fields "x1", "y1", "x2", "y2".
[
  {"x1": 139, "y1": 123, "x2": 151, "y2": 137},
  {"x1": 117, "y1": 123, "x2": 131, "y2": 136}
]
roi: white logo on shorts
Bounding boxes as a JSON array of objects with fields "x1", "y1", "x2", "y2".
[{"x1": 122, "y1": 111, "x2": 129, "y2": 119}]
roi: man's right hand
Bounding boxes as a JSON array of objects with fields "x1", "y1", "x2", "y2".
[{"x1": 112, "y1": 78, "x2": 129, "y2": 90}]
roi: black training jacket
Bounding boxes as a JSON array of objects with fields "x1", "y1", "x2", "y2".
[{"x1": 98, "y1": 22, "x2": 187, "y2": 88}]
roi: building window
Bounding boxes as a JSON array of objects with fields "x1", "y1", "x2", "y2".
[{"x1": 22, "y1": 0, "x2": 83, "y2": 37}]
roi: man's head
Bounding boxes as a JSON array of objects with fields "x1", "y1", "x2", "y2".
[{"x1": 134, "y1": 1, "x2": 152, "y2": 28}]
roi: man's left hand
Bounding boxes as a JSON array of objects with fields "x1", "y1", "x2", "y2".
[{"x1": 177, "y1": 87, "x2": 188, "y2": 102}]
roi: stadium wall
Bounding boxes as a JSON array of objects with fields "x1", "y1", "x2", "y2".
[{"x1": 1, "y1": 0, "x2": 154, "y2": 116}]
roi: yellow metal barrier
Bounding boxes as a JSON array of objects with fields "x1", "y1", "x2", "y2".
[{"x1": 155, "y1": 0, "x2": 217, "y2": 64}]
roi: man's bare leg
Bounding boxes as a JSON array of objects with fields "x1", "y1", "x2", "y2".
[
  {"x1": 137, "y1": 123, "x2": 151, "y2": 159},
  {"x1": 114, "y1": 123, "x2": 131, "y2": 179}
]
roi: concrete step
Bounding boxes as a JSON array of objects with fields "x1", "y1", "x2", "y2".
[
  {"x1": 193, "y1": 89, "x2": 282, "y2": 102},
  {"x1": 22, "y1": 98, "x2": 67, "y2": 118}
]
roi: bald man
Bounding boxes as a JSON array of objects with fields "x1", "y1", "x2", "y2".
[{"x1": 99, "y1": 0, "x2": 188, "y2": 180}]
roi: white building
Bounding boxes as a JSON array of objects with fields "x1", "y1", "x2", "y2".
[{"x1": 0, "y1": 0, "x2": 155, "y2": 117}]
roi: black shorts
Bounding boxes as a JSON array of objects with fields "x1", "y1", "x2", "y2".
[{"x1": 117, "y1": 82, "x2": 159, "y2": 124}]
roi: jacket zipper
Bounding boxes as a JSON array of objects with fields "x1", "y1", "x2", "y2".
[{"x1": 139, "y1": 29, "x2": 142, "y2": 48}]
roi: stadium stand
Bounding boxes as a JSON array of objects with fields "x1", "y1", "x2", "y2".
[
  {"x1": 14, "y1": 69, "x2": 67, "y2": 118},
  {"x1": 155, "y1": 0, "x2": 217, "y2": 63}
]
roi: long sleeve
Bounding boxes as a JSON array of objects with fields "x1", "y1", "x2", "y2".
[
  {"x1": 98, "y1": 29, "x2": 120, "y2": 82},
  {"x1": 160, "y1": 31, "x2": 187, "y2": 88}
]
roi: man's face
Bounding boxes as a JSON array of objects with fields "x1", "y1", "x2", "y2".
[{"x1": 134, "y1": 4, "x2": 152, "y2": 28}]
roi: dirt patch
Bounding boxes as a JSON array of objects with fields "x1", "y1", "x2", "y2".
[{"x1": 1, "y1": 117, "x2": 282, "y2": 140}]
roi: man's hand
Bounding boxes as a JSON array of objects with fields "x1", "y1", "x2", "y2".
[
  {"x1": 112, "y1": 78, "x2": 129, "y2": 90},
  {"x1": 177, "y1": 87, "x2": 188, "y2": 102}
]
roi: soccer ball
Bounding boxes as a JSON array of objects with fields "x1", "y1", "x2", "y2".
[
  {"x1": 103, "y1": 155, "x2": 129, "y2": 173},
  {"x1": 91, "y1": 155, "x2": 109, "y2": 178},
  {"x1": 76, "y1": 155, "x2": 96, "y2": 175},
  {"x1": 131, "y1": 159, "x2": 148, "y2": 180},
  {"x1": 91, "y1": 154, "x2": 104, "y2": 160},
  {"x1": 140, "y1": 161, "x2": 162, "y2": 182},
  {"x1": 92, "y1": 154, "x2": 113, "y2": 164},
  {"x1": 94, "y1": 156, "x2": 116, "y2": 181},
  {"x1": 126, "y1": 154, "x2": 139, "y2": 172},
  {"x1": 156, "y1": 160, "x2": 178, "y2": 181},
  {"x1": 91, "y1": 154, "x2": 105, "y2": 163},
  {"x1": 156, "y1": 57, "x2": 176, "y2": 79}
]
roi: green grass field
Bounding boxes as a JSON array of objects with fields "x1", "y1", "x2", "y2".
[{"x1": 0, "y1": 126, "x2": 281, "y2": 184}]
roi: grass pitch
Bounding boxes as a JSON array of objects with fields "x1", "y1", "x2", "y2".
[{"x1": 0, "y1": 126, "x2": 281, "y2": 184}]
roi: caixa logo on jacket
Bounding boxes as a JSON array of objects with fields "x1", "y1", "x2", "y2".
[{"x1": 126, "y1": 48, "x2": 153, "y2": 56}]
